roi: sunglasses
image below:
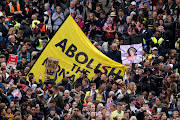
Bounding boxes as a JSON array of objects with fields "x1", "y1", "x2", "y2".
[{"x1": 32, "y1": 109, "x2": 36, "y2": 111}]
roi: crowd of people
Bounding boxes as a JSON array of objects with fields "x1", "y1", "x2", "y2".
[{"x1": 0, "y1": 0, "x2": 180, "y2": 120}]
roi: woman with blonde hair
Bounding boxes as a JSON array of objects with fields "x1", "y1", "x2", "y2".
[
  {"x1": 103, "y1": 17, "x2": 115, "y2": 38},
  {"x1": 8, "y1": 27, "x2": 16, "y2": 36},
  {"x1": 127, "y1": 82, "x2": 136, "y2": 95},
  {"x1": 86, "y1": 13, "x2": 97, "y2": 39}
]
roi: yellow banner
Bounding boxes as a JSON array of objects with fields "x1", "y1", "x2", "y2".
[{"x1": 28, "y1": 15, "x2": 127, "y2": 83}]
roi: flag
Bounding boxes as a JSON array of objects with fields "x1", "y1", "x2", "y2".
[
  {"x1": 27, "y1": 15, "x2": 126, "y2": 83},
  {"x1": 23, "y1": 86, "x2": 28, "y2": 92},
  {"x1": 9, "y1": 79, "x2": 14, "y2": 87},
  {"x1": 12, "y1": 89, "x2": 22, "y2": 100},
  {"x1": 106, "y1": 96, "x2": 113, "y2": 111}
]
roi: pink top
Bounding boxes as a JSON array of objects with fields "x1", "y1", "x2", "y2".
[{"x1": 78, "y1": 21, "x2": 84, "y2": 29}]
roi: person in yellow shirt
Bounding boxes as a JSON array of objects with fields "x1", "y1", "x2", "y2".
[
  {"x1": 84, "y1": 83, "x2": 104, "y2": 103},
  {"x1": 111, "y1": 102, "x2": 124, "y2": 120},
  {"x1": 84, "y1": 83, "x2": 97, "y2": 103},
  {"x1": 96, "y1": 86, "x2": 104, "y2": 102},
  {"x1": 5, "y1": 108, "x2": 14, "y2": 120}
]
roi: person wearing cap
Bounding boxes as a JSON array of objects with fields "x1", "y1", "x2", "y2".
[
  {"x1": 3, "y1": 45, "x2": 13, "y2": 60},
  {"x1": 35, "y1": 36, "x2": 48, "y2": 51},
  {"x1": 19, "y1": 20, "x2": 32, "y2": 38},
  {"x1": 125, "y1": 1, "x2": 138, "y2": 16},
  {"x1": 76, "y1": 15, "x2": 84, "y2": 29},
  {"x1": 151, "y1": 47, "x2": 159, "y2": 60}
]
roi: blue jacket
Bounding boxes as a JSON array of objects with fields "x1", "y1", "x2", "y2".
[
  {"x1": 106, "y1": 50, "x2": 122, "y2": 63},
  {"x1": 0, "y1": 82, "x2": 7, "y2": 92},
  {"x1": 17, "y1": 51, "x2": 31, "y2": 64},
  {"x1": 140, "y1": 29, "x2": 152, "y2": 42},
  {"x1": 6, "y1": 42, "x2": 17, "y2": 54}
]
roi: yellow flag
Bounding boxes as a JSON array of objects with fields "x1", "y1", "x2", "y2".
[{"x1": 28, "y1": 15, "x2": 127, "y2": 83}]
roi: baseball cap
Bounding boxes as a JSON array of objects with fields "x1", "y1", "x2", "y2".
[
  {"x1": 48, "y1": 8, "x2": 52, "y2": 11},
  {"x1": 152, "y1": 47, "x2": 158, "y2": 51},
  {"x1": 21, "y1": 20, "x2": 26, "y2": 25},
  {"x1": 131, "y1": 1, "x2": 136, "y2": 6},
  {"x1": 42, "y1": 40, "x2": 48, "y2": 43}
]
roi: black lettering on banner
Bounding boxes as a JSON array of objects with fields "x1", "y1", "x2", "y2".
[
  {"x1": 65, "y1": 44, "x2": 77, "y2": 57},
  {"x1": 69, "y1": 75, "x2": 75, "y2": 83},
  {"x1": 102, "y1": 66, "x2": 111, "y2": 75},
  {"x1": 108, "y1": 68, "x2": 121, "y2": 77},
  {"x1": 75, "y1": 52, "x2": 88, "y2": 64},
  {"x1": 55, "y1": 65, "x2": 60, "y2": 73},
  {"x1": 85, "y1": 70, "x2": 90, "y2": 74},
  {"x1": 86, "y1": 58, "x2": 94, "y2": 69},
  {"x1": 42, "y1": 58, "x2": 48, "y2": 66},
  {"x1": 55, "y1": 39, "x2": 67, "y2": 52},
  {"x1": 95, "y1": 63, "x2": 102, "y2": 69},
  {"x1": 75, "y1": 67, "x2": 82, "y2": 73},
  {"x1": 71, "y1": 63, "x2": 78, "y2": 71},
  {"x1": 58, "y1": 68, "x2": 65, "y2": 78}
]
